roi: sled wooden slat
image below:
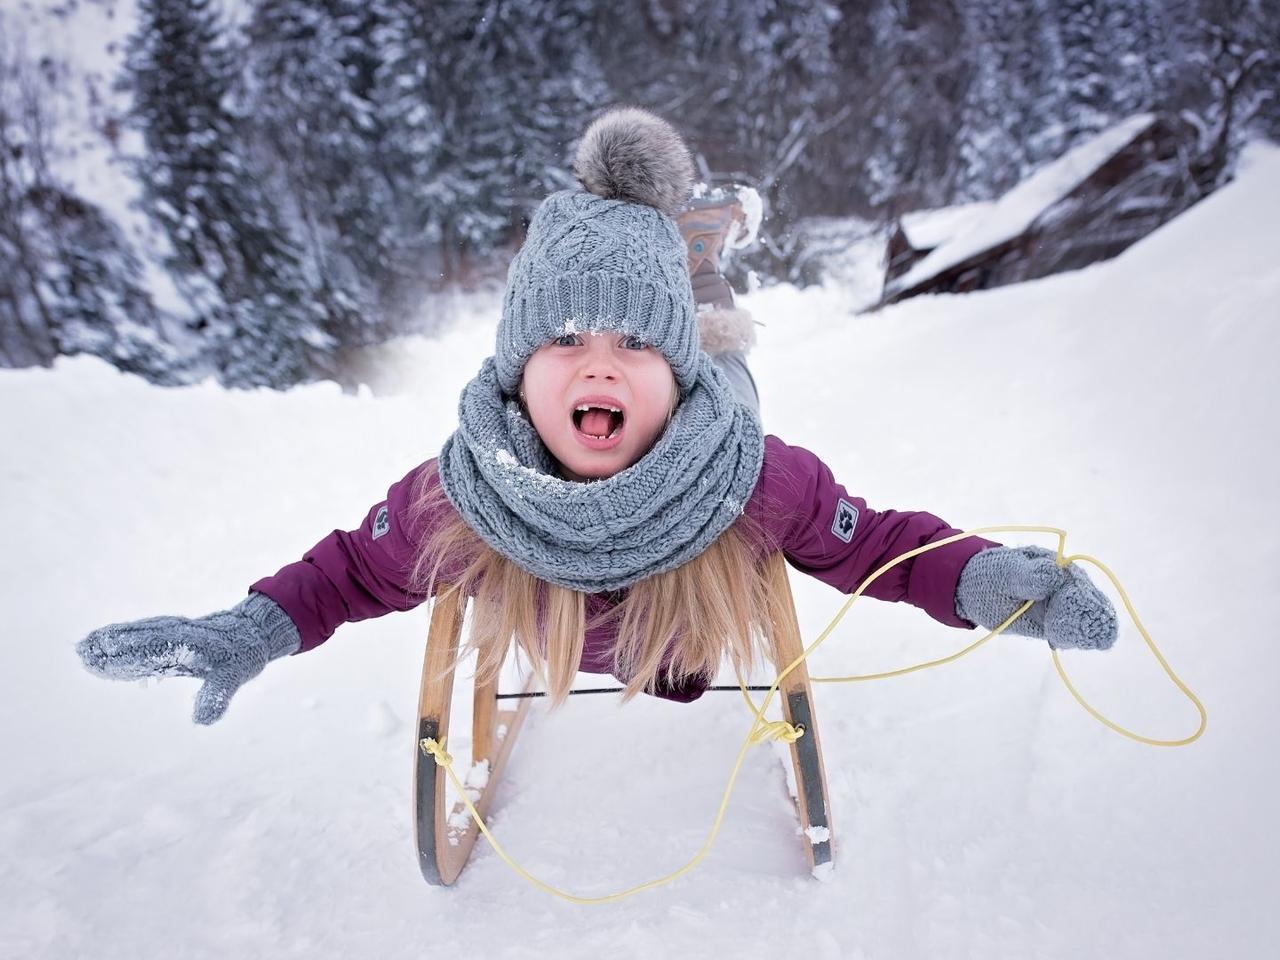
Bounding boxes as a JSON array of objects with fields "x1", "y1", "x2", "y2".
[
  {"x1": 414, "y1": 587, "x2": 532, "y2": 886},
  {"x1": 765, "y1": 552, "x2": 835, "y2": 872}
]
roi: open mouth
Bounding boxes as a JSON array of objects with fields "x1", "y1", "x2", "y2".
[{"x1": 572, "y1": 405, "x2": 625, "y2": 440}]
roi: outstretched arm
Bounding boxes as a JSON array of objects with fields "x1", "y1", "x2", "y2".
[
  {"x1": 750, "y1": 435, "x2": 1000, "y2": 629},
  {"x1": 249, "y1": 458, "x2": 444, "y2": 654},
  {"x1": 75, "y1": 457, "x2": 450, "y2": 724},
  {"x1": 752, "y1": 436, "x2": 1116, "y2": 649}
]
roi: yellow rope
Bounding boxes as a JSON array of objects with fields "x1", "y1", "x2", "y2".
[
  {"x1": 807, "y1": 527, "x2": 1206, "y2": 747},
  {"x1": 420, "y1": 525, "x2": 1206, "y2": 902}
]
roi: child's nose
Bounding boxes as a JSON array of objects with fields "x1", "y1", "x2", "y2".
[{"x1": 579, "y1": 336, "x2": 623, "y2": 376}]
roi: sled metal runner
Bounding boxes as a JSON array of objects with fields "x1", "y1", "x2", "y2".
[{"x1": 412, "y1": 552, "x2": 834, "y2": 886}]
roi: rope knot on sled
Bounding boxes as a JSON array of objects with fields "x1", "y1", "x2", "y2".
[
  {"x1": 420, "y1": 736, "x2": 452, "y2": 766},
  {"x1": 749, "y1": 719, "x2": 804, "y2": 744}
]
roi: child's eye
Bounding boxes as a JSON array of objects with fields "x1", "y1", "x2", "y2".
[{"x1": 552, "y1": 334, "x2": 648, "y2": 350}]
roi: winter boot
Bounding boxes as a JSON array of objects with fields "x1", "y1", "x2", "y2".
[{"x1": 676, "y1": 188, "x2": 758, "y2": 354}]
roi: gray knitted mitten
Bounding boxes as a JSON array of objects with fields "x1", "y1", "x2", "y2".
[
  {"x1": 76, "y1": 591, "x2": 301, "y2": 725},
  {"x1": 954, "y1": 545, "x2": 1118, "y2": 650}
]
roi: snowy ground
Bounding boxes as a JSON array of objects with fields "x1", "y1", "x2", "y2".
[{"x1": 3, "y1": 142, "x2": 1278, "y2": 958}]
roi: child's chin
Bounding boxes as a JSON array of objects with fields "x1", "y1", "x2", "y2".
[
  {"x1": 556, "y1": 449, "x2": 638, "y2": 481},
  {"x1": 566, "y1": 460, "x2": 626, "y2": 481}
]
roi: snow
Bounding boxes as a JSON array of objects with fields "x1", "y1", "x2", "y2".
[
  {"x1": 898, "y1": 201, "x2": 995, "y2": 251},
  {"x1": 805, "y1": 825, "x2": 831, "y2": 844},
  {"x1": 3, "y1": 139, "x2": 1280, "y2": 957},
  {"x1": 887, "y1": 113, "x2": 1159, "y2": 296}
]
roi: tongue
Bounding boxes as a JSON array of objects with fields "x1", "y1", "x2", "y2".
[{"x1": 579, "y1": 409, "x2": 614, "y2": 436}]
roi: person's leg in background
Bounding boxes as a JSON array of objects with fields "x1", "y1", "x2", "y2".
[{"x1": 676, "y1": 192, "x2": 762, "y2": 419}]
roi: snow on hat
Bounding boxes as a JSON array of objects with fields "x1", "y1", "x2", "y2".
[{"x1": 493, "y1": 106, "x2": 701, "y2": 395}]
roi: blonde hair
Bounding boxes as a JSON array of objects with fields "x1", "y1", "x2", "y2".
[{"x1": 404, "y1": 459, "x2": 790, "y2": 706}]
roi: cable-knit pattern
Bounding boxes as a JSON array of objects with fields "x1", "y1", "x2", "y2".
[
  {"x1": 75, "y1": 593, "x2": 301, "y2": 724},
  {"x1": 438, "y1": 352, "x2": 764, "y2": 593},
  {"x1": 494, "y1": 190, "x2": 701, "y2": 394},
  {"x1": 954, "y1": 545, "x2": 1119, "y2": 650}
]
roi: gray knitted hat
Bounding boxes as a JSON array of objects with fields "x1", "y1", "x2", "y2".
[
  {"x1": 494, "y1": 106, "x2": 700, "y2": 394},
  {"x1": 437, "y1": 106, "x2": 763, "y2": 593}
]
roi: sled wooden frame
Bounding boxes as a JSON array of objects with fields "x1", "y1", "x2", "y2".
[
  {"x1": 412, "y1": 551, "x2": 833, "y2": 886},
  {"x1": 412, "y1": 588, "x2": 534, "y2": 886}
]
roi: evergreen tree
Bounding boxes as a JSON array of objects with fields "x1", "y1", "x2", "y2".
[
  {"x1": 241, "y1": 0, "x2": 400, "y2": 338},
  {"x1": 1055, "y1": 0, "x2": 1113, "y2": 143},
  {"x1": 1106, "y1": 0, "x2": 1175, "y2": 115},
  {"x1": 43, "y1": 188, "x2": 189, "y2": 382},
  {"x1": 951, "y1": 0, "x2": 1033, "y2": 201},
  {"x1": 123, "y1": 0, "x2": 337, "y2": 388},
  {"x1": 1181, "y1": 0, "x2": 1276, "y2": 190},
  {"x1": 374, "y1": 0, "x2": 608, "y2": 284},
  {"x1": 855, "y1": 0, "x2": 968, "y2": 215},
  {"x1": 13, "y1": 0, "x2": 1272, "y2": 376},
  {"x1": 591, "y1": 0, "x2": 843, "y2": 277},
  {"x1": 0, "y1": 29, "x2": 180, "y2": 379}
]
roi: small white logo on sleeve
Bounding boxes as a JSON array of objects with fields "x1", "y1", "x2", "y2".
[
  {"x1": 372, "y1": 504, "x2": 390, "y2": 540},
  {"x1": 831, "y1": 499, "x2": 858, "y2": 543}
]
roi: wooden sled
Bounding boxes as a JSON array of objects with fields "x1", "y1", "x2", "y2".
[
  {"x1": 763, "y1": 550, "x2": 835, "y2": 873},
  {"x1": 412, "y1": 552, "x2": 834, "y2": 886},
  {"x1": 412, "y1": 589, "x2": 534, "y2": 885}
]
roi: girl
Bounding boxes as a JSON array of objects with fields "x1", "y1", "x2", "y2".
[{"x1": 76, "y1": 107, "x2": 1118, "y2": 726}]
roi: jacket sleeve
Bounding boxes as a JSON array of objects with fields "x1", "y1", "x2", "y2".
[
  {"x1": 752, "y1": 435, "x2": 1002, "y2": 629},
  {"x1": 248, "y1": 458, "x2": 444, "y2": 653}
]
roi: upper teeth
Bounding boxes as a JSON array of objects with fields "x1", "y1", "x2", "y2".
[{"x1": 575, "y1": 404, "x2": 621, "y2": 413}]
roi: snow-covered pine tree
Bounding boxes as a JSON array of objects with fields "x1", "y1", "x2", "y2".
[
  {"x1": 1054, "y1": 0, "x2": 1114, "y2": 145},
  {"x1": 0, "y1": 36, "x2": 58, "y2": 369},
  {"x1": 1048, "y1": 0, "x2": 1173, "y2": 149},
  {"x1": 460, "y1": 0, "x2": 610, "y2": 235},
  {"x1": 0, "y1": 29, "x2": 180, "y2": 380},
  {"x1": 374, "y1": 0, "x2": 608, "y2": 288},
  {"x1": 951, "y1": 0, "x2": 1033, "y2": 202},
  {"x1": 1181, "y1": 0, "x2": 1277, "y2": 190},
  {"x1": 595, "y1": 0, "x2": 843, "y2": 280},
  {"x1": 714, "y1": 0, "x2": 842, "y2": 274},
  {"x1": 123, "y1": 0, "x2": 338, "y2": 388},
  {"x1": 42, "y1": 189, "x2": 189, "y2": 383},
  {"x1": 240, "y1": 0, "x2": 400, "y2": 342},
  {"x1": 1104, "y1": 0, "x2": 1174, "y2": 116},
  {"x1": 857, "y1": 0, "x2": 968, "y2": 216}
]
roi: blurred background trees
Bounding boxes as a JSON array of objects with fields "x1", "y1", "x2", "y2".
[{"x1": 1, "y1": 0, "x2": 1275, "y2": 388}]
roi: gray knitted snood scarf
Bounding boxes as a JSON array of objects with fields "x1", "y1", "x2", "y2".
[
  {"x1": 435, "y1": 107, "x2": 766, "y2": 593},
  {"x1": 438, "y1": 351, "x2": 764, "y2": 593}
]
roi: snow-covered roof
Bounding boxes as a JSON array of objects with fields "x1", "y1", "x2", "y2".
[
  {"x1": 898, "y1": 201, "x2": 995, "y2": 251},
  {"x1": 886, "y1": 113, "x2": 1159, "y2": 297}
]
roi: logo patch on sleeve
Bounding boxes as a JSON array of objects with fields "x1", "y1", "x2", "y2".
[
  {"x1": 372, "y1": 504, "x2": 390, "y2": 540},
  {"x1": 831, "y1": 499, "x2": 859, "y2": 543}
]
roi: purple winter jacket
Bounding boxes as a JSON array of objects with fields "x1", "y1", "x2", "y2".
[{"x1": 249, "y1": 434, "x2": 1001, "y2": 702}]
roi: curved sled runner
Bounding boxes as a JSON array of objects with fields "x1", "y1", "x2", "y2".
[
  {"x1": 412, "y1": 591, "x2": 533, "y2": 886},
  {"x1": 763, "y1": 551, "x2": 835, "y2": 872},
  {"x1": 412, "y1": 552, "x2": 834, "y2": 885}
]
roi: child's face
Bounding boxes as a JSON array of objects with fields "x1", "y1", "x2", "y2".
[{"x1": 519, "y1": 331, "x2": 679, "y2": 481}]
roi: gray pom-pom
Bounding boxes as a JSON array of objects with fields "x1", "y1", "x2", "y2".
[{"x1": 573, "y1": 106, "x2": 694, "y2": 217}]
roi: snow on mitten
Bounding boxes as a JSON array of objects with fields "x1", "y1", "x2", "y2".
[
  {"x1": 76, "y1": 592, "x2": 301, "y2": 724},
  {"x1": 954, "y1": 545, "x2": 1118, "y2": 650}
]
